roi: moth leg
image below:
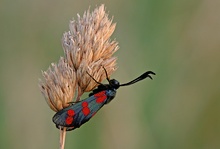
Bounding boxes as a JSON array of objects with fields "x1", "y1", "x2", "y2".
[
  {"x1": 67, "y1": 101, "x2": 80, "y2": 105},
  {"x1": 56, "y1": 125, "x2": 75, "y2": 131}
]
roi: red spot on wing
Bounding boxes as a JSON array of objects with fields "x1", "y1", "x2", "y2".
[
  {"x1": 67, "y1": 109, "x2": 75, "y2": 116},
  {"x1": 66, "y1": 116, "x2": 73, "y2": 125},
  {"x1": 82, "y1": 101, "x2": 88, "y2": 107},
  {"x1": 94, "y1": 91, "x2": 107, "y2": 103},
  {"x1": 66, "y1": 109, "x2": 75, "y2": 125},
  {"x1": 82, "y1": 107, "x2": 90, "y2": 116},
  {"x1": 82, "y1": 101, "x2": 90, "y2": 116}
]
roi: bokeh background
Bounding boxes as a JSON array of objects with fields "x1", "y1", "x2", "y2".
[{"x1": 1, "y1": 0, "x2": 220, "y2": 149}]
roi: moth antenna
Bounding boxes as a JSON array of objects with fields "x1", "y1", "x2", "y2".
[
  {"x1": 120, "y1": 71, "x2": 156, "y2": 86},
  {"x1": 102, "y1": 66, "x2": 111, "y2": 83},
  {"x1": 86, "y1": 71, "x2": 103, "y2": 85}
]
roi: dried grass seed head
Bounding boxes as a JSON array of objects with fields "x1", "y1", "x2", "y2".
[
  {"x1": 39, "y1": 4, "x2": 119, "y2": 112},
  {"x1": 39, "y1": 58, "x2": 76, "y2": 111},
  {"x1": 62, "y1": 4, "x2": 119, "y2": 95}
]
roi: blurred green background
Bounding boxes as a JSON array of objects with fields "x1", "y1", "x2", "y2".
[{"x1": 1, "y1": 0, "x2": 220, "y2": 149}]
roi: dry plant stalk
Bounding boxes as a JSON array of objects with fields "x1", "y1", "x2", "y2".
[{"x1": 38, "y1": 4, "x2": 119, "y2": 149}]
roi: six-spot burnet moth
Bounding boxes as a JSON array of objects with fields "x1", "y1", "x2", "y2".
[{"x1": 53, "y1": 67, "x2": 155, "y2": 131}]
